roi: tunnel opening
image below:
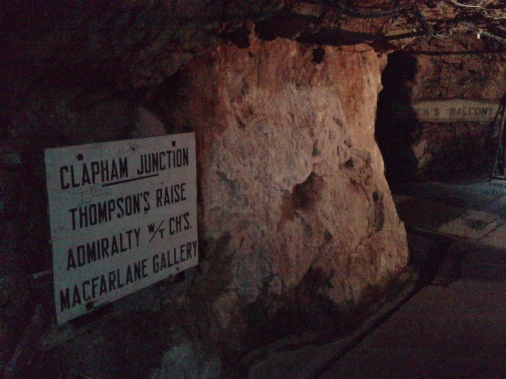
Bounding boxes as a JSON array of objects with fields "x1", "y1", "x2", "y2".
[
  {"x1": 376, "y1": 49, "x2": 504, "y2": 186},
  {"x1": 375, "y1": 51, "x2": 420, "y2": 186},
  {"x1": 375, "y1": 50, "x2": 506, "y2": 309}
]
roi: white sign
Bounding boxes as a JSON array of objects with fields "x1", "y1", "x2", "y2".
[
  {"x1": 396, "y1": 100, "x2": 499, "y2": 122},
  {"x1": 45, "y1": 133, "x2": 198, "y2": 324}
]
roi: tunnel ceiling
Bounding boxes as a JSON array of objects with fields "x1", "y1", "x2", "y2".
[
  {"x1": 1, "y1": 0, "x2": 505, "y2": 92},
  {"x1": 258, "y1": 0, "x2": 506, "y2": 49}
]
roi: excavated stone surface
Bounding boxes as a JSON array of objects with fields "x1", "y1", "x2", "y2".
[
  {"x1": 377, "y1": 36, "x2": 506, "y2": 180},
  {"x1": 167, "y1": 38, "x2": 408, "y2": 350},
  {"x1": 1, "y1": 3, "x2": 409, "y2": 374},
  {"x1": 408, "y1": 37, "x2": 505, "y2": 102}
]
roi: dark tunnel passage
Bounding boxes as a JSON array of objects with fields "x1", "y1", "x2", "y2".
[{"x1": 375, "y1": 51, "x2": 420, "y2": 185}]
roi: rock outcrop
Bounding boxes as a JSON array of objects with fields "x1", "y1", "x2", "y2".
[
  {"x1": 0, "y1": 4, "x2": 409, "y2": 376},
  {"x1": 165, "y1": 37, "x2": 408, "y2": 351}
]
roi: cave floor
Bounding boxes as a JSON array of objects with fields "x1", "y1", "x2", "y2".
[{"x1": 243, "y1": 179, "x2": 506, "y2": 379}]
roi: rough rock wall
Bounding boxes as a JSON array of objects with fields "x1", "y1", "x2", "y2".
[
  {"x1": 377, "y1": 36, "x2": 506, "y2": 181},
  {"x1": 0, "y1": 20, "x2": 408, "y2": 378},
  {"x1": 411, "y1": 38, "x2": 506, "y2": 179},
  {"x1": 167, "y1": 38, "x2": 408, "y2": 351}
]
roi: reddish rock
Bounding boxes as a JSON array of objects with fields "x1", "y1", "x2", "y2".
[
  {"x1": 167, "y1": 37, "x2": 408, "y2": 349},
  {"x1": 0, "y1": 3, "x2": 412, "y2": 373}
]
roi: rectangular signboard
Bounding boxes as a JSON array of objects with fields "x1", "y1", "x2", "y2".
[
  {"x1": 45, "y1": 133, "x2": 198, "y2": 324},
  {"x1": 395, "y1": 100, "x2": 499, "y2": 123}
]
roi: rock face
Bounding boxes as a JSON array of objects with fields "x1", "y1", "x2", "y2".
[
  {"x1": 376, "y1": 36, "x2": 506, "y2": 181},
  {"x1": 0, "y1": 16, "x2": 409, "y2": 377},
  {"x1": 167, "y1": 38, "x2": 408, "y2": 350}
]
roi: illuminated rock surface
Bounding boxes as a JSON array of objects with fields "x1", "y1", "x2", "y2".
[
  {"x1": 2, "y1": 1, "x2": 504, "y2": 377},
  {"x1": 169, "y1": 38, "x2": 408, "y2": 350},
  {"x1": 0, "y1": 34, "x2": 408, "y2": 378}
]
